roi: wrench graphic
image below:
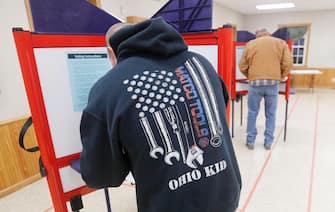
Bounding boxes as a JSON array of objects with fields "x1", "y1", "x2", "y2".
[
  {"x1": 186, "y1": 145, "x2": 204, "y2": 169},
  {"x1": 191, "y1": 57, "x2": 223, "y2": 147},
  {"x1": 185, "y1": 60, "x2": 222, "y2": 147},
  {"x1": 154, "y1": 111, "x2": 180, "y2": 165},
  {"x1": 164, "y1": 106, "x2": 186, "y2": 163},
  {"x1": 183, "y1": 102, "x2": 204, "y2": 169},
  {"x1": 140, "y1": 117, "x2": 164, "y2": 159},
  {"x1": 192, "y1": 57, "x2": 223, "y2": 132}
]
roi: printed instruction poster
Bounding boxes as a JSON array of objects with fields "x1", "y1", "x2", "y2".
[
  {"x1": 236, "y1": 46, "x2": 244, "y2": 65},
  {"x1": 67, "y1": 52, "x2": 111, "y2": 111},
  {"x1": 235, "y1": 46, "x2": 245, "y2": 80}
]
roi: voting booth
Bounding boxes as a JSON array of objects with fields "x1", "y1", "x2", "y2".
[
  {"x1": 13, "y1": 0, "x2": 235, "y2": 211},
  {"x1": 13, "y1": 30, "x2": 111, "y2": 211},
  {"x1": 13, "y1": 25, "x2": 233, "y2": 211},
  {"x1": 231, "y1": 30, "x2": 292, "y2": 141}
]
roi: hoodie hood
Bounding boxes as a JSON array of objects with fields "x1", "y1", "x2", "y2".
[{"x1": 109, "y1": 17, "x2": 188, "y2": 62}]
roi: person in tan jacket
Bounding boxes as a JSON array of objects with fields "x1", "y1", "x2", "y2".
[{"x1": 239, "y1": 28, "x2": 293, "y2": 150}]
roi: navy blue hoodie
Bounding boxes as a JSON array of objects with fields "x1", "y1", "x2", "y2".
[{"x1": 80, "y1": 17, "x2": 241, "y2": 212}]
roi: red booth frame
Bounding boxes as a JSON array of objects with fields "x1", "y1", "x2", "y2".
[
  {"x1": 183, "y1": 27, "x2": 234, "y2": 122},
  {"x1": 13, "y1": 27, "x2": 234, "y2": 212}
]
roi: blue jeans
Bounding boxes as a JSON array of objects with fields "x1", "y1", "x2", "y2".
[{"x1": 247, "y1": 84, "x2": 279, "y2": 145}]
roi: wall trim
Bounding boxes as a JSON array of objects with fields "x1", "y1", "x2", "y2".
[
  {"x1": 291, "y1": 67, "x2": 335, "y2": 88},
  {"x1": 0, "y1": 174, "x2": 41, "y2": 198},
  {"x1": 0, "y1": 115, "x2": 40, "y2": 197},
  {"x1": 293, "y1": 67, "x2": 335, "y2": 70},
  {"x1": 0, "y1": 115, "x2": 30, "y2": 126}
]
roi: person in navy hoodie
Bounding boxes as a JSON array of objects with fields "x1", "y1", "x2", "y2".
[{"x1": 80, "y1": 17, "x2": 241, "y2": 212}]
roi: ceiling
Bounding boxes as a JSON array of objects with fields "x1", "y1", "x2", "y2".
[{"x1": 215, "y1": 0, "x2": 335, "y2": 15}]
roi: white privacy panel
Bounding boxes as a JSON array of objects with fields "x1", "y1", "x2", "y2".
[
  {"x1": 34, "y1": 47, "x2": 111, "y2": 158},
  {"x1": 189, "y1": 45, "x2": 218, "y2": 72},
  {"x1": 59, "y1": 166, "x2": 86, "y2": 192}
]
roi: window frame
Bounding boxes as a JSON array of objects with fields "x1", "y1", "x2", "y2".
[{"x1": 278, "y1": 23, "x2": 312, "y2": 68}]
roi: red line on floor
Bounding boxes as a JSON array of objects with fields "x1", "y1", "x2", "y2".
[
  {"x1": 307, "y1": 96, "x2": 319, "y2": 212},
  {"x1": 239, "y1": 96, "x2": 301, "y2": 212},
  {"x1": 44, "y1": 206, "x2": 54, "y2": 212}
]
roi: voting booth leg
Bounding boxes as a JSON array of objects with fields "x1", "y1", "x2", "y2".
[
  {"x1": 240, "y1": 96, "x2": 243, "y2": 126},
  {"x1": 104, "y1": 188, "x2": 112, "y2": 212},
  {"x1": 70, "y1": 195, "x2": 83, "y2": 212},
  {"x1": 284, "y1": 100, "x2": 288, "y2": 142},
  {"x1": 231, "y1": 100, "x2": 235, "y2": 138}
]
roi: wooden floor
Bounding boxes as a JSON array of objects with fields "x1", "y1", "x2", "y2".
[{"x1": 0, "y1": 88, "x2": 334, "y2": 212}]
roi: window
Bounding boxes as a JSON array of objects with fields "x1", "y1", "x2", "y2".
[
  {"x1": 292, "y1": 34, "x2": 306, "y2": 65},
  {"x1": 279, "y1": 23, "x2": 311, "y2": 67}
]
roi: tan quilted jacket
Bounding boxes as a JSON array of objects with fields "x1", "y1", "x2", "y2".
[{"x1": 239, "y1": 34, "x2": 293, "y2": 81}]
